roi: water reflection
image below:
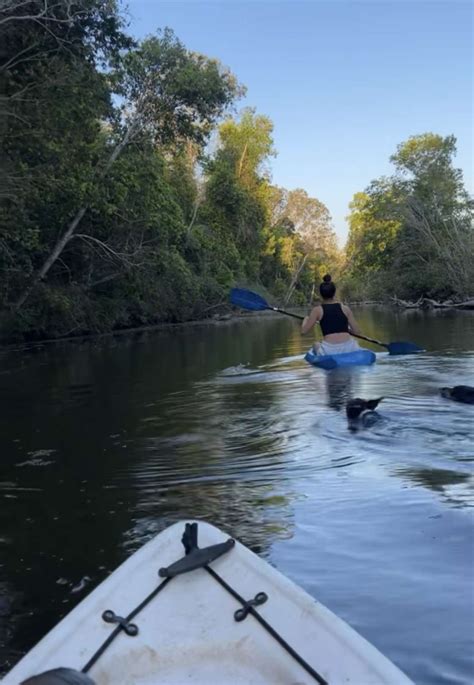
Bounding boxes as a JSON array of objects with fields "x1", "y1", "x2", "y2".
[
  {"x1": 123, "y1": 480, "x2": 294, "y2": 557},
  {"x1": 0, "y1": 311, "x2": 473, "y2": 683},
  {"x1": 395, "y1": 467, "x2": 474, "y2": 509},
  {"x1": 324, "y1": 370, "x2": 354, "y2": 411},
  {"x1": 121, "y1": 367, "x2": 303, "y2": 555}
]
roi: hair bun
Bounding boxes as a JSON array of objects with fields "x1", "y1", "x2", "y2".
[{"x1": 322, "y1": 274, "x2": 332, "y2": 283}]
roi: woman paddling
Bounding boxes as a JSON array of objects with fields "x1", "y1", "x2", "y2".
[{"x1": 302, "y1": 274, "x2": 362, "y2": 356}]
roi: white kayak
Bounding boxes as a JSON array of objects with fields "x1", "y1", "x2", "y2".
[{"x1": 3, "y1": 521, "x2": 413, "y2": 685}]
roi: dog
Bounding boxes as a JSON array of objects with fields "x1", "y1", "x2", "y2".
[
  {"x1": 346, "y1": 397, "x2": 384, "y2": 431},
  {"x1": 440, "y1": 386, "x2": 474, "y2": 405}
]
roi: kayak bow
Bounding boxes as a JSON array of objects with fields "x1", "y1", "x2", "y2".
[{"x1": 4, "y1": 521, "x2": 413, "y2": 685}]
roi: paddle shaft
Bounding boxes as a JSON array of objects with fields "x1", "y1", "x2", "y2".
[{"x1": 269, "y1": 306, "x2": 388, "y2": 349}]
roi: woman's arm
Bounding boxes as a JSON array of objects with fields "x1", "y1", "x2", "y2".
[
  {"x1": 343, "y1": 305, "x2": 361, "y2": 336},
  {"x1": 301, "y1": 306, "x2": 322, "y2": 334}
]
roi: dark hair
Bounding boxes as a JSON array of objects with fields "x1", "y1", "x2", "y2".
[{"x1": 319, "y1": 274, "x2": 336, "y2": 299}]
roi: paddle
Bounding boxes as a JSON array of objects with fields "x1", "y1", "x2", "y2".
[{"x1": 229, "y1": 288, "x2": 423, "y2": 356}]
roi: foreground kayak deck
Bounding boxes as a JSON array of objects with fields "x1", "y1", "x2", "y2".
[
  {"x1": 305, "y1": 348, "x2": 377, "y2": 369},
  {"x1": 4, "y1": 521, "x2": 413, "y2": 685}
]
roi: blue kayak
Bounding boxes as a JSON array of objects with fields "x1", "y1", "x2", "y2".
[{"x1": 305, "y1": 348, "x2": 376, "y2": 370}]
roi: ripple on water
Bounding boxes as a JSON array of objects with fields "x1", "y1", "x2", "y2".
[
  {"x1": 16, "y1": 449, "x2": 57, "y2": 467},
  {"x1": 1, "y1": 318, "x2": 473, "y2": 683}
]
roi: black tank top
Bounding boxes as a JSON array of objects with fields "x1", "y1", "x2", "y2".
[{"x1": 320, "y1": 303, "x2": 349, "y2": 335}]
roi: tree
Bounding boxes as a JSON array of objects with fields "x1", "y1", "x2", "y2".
[
  {"x1": 219, "y1": 108, "x2": 275, "y2": 189},
  {"x1": 391, "y1": 133, "x2": 471, "y2": 217},
  {"x1": 343, "y1": 133, "x2": 473, "y2": 300},
  {"x1": 261, "y1": 185, "x2": 339, "y2": 303},
  {"x1": 196, "y1": 109, "x2": 276, "y2": 285},
  {"x1": 391, "y1": 134, "x2": 473, "y2": 296},
  {"x1": 345, "y1": 185, "x2": 402, "y2": 274},
  {"x1": 283, "y1": 188, "x2": 337, "y2": 257},
  {"x1": 8, "y1": 27, "x2": 241, "y2": 308},
  {"x1": 1, "y1": 0, "x2": 131, "y2": 308}
]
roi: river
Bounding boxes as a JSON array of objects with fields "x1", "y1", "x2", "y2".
[{"x1": 0, "y1": 307, "x2": 473, "y2": 683}]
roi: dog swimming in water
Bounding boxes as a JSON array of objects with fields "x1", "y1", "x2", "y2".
[
  {"x1": 440, "y1": 386, "x2": 474, "y2": 405},
  {"x1": 345, "y1": 397, "x2": 384, "y2": 431}
]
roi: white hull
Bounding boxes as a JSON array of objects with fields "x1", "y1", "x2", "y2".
[{"x1": 3, "y1": 521, "x2": 413, "y2": 684}]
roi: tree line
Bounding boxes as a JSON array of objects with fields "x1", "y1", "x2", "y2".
[
  {"x1": 343, "y1": 134, "x2": 473, "y2": 302},
  {"x1": 1, "y1": 0, "x2": 337, "y2": 339},
  {"x1": 1, "y1": 1, "x2": 471, "y2": 340}
]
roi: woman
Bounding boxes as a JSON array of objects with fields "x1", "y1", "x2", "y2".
[{"x1": 302, "y1": 274, "x2": 362, "y2": 356}]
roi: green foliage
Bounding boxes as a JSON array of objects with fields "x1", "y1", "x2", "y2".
[
  {"x1": 115, "y1": 28, "x2": 242, "y2": 147},
  {"x1": 219, "y1": 108, "x2": 276, "y2": 189},
  {"x1": 196, "y1": 109, "x2": 276, "y2": 288},
  {"x1": 2, "y1": 0, "x2": 347, "y2": 341},
  {"x1": 2, "y1": 5, "x2": 471, "y2": 340},
  {"x1": 261, "y1": 186, "x2": 340, "y2": 304},
  {"x1": 345, "y1": 188, "x2": 402, "y2": 274},
  {"x1": 391, "y1": 133, "x2": 458, "y2": 180},
  {"x1": 344, "y1": 133, "x2": 473, "y2": 301},
  {"x1": 0, "y1": 4, "x2": 250, "y2": 338},
  {"x1": 1, "y1": 0, "x2": 126, "y2": 312},
  {"x1": 165, "y1": 145, "x2": 199, "y2": 224}
]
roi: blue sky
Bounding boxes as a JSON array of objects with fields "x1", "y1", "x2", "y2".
[{"x1": 125, "y1": 1, "x2": 473, "y2": 243}]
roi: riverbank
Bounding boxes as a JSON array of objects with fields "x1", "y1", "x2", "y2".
[
  {"x1": 0, "y1": 308, "x2": 287, "y2": 349},
  {"x1": 3, "y1": 298, "x2": 473, "y2": 348}
]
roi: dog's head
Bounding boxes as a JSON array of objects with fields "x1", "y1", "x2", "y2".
[
  {"x1": 440, "y1": 387, "x2": 452, "y2": 399},
  {"x1": 346, "y1": 397, "x2": 384, "y2": 420}
]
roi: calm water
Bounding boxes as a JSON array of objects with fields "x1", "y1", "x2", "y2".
[{"x1": 0, "y1": 308, "x2": 473, "y2": 683}]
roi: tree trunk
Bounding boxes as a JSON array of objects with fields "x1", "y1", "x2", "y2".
[
  {"x1": 14, "y1": 206, "x2": 87, "y2": 308},
  {"x1": 13, "y1": 124, "x2": 135, "y2": 309},
  {"x1": 237, "y1": 142, "x2": 248, "y2": 179},
  {"x1": 284, "y1": 254, "x2": 307, "y2": 305}
]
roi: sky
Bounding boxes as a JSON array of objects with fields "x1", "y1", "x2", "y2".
[{"x1": 125, "y1": 0, "x2": 473, "y2": 243}]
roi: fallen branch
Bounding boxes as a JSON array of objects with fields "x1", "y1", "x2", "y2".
[
  {"x1": 390, "y1": 296, "x2": 423, "y2": 309},
  {"x1": 391, "y1": 296, "x2": 474, "y2": 310}
]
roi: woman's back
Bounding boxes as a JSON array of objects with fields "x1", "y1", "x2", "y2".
[
  {"x1": 320, "y1": 302, "x2": 349, "y2": 337},
  {"x1": 301, "y1": 275, "x2": 362, "y2": 354}
]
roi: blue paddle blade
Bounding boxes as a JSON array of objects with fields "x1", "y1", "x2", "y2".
[
  {"x1": 386, "y1": 341, "x2": 424, "y2": 355},
  {"x1": 229, "y1": 288, "x2": 270, "y2": 312}
]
